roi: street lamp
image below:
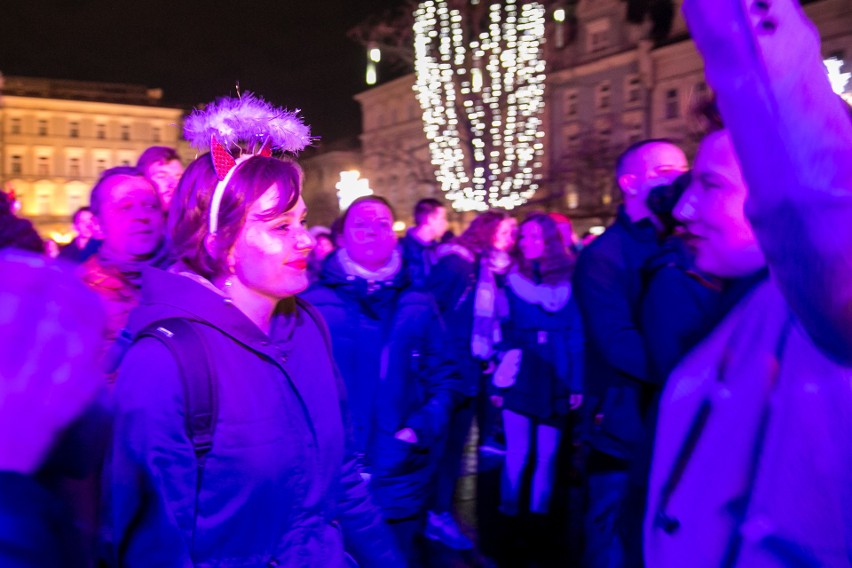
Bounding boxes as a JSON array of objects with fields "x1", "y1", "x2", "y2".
[{"x1": 336, "y1": 170, "x2": 373, "y2": 211}]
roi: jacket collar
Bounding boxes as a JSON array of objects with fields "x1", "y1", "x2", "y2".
[
  {"x1": 615, "y1": 205, "x2": 660, "y2": 242},
  {"x1": 130, "y1": 266, "x2": 297, "y2": 349}
]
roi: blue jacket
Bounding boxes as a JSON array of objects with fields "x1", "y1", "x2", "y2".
[
  {"x1": 573, "y1": 207, "x2": 660, "y2": 459},
  {"x1": 399, "y1": 230, "x2": 438, "y2": 288},
  {"x1": 301, "y1": 251, "x2": 461, "y2": 520},
  {"x1": 498, "y1": 271, "x2": 584, "y2": 420},
  {"x1": 111, "y1": 267, "x2": 401, "y2": 567}
]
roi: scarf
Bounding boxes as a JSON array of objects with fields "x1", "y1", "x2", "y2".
[
  {"x1": 97, "y1": 239, "x2": 170, "y2": 288},
  {"x1": 506, "y1": 270, "x2": 571, "y2": 312},
  {"x1": 471, "y1": 251, "x2": 511, "y2": 360},
  {"x1": 337, "y1": 248, "x2": 402, "y2": 293}
]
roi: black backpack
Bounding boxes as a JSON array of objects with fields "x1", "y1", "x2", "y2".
[{"x1": 134, "y1": 318, "x2": 218, "y2": 465}]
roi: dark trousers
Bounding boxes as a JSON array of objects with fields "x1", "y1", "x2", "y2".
[
  {"x1": 388, "y1": 514, "x2": 425, "y2": 568},
  {"x1": 583, "y1": 462, "x2": 629, "y2": 568},
  {"x1": 431, "y1": 396, "x2": 476, "y2": 513}
]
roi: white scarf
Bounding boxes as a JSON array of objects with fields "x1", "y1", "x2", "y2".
[{"x1": 506, "y1": 270, "x2": 571, "y2": 312}]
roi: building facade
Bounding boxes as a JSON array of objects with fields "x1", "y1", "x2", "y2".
[
  {"x1": 355, "y1": 0, "x2": 852, "y2": 233},
  {"x1": 354, "y1": 73, "x2": 447, "y2": 227},
  {"x1": 0, "y1": 75, "x2": 184, "y2": 237}
]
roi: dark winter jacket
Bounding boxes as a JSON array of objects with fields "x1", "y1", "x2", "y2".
[
  {"x1": 572, "y1": 206, "x2": 660, "y2": 460},
  {"x1": 301, "y1": 251, "x2": 461, "y2": 520},
  {"x1": 426, "y1": 244, "x2": 484, "y2": 396},
  {"x1": 640, "y1": 238, "x2": 725, "y2": 387},
  {"x1": 498, "y1": 271, "x2": 584, "y2": 420},
  {"x1": 399, "y1": 230, "x2": 438, "y2": 287},
  {"x1": 0, "y1": 472, "x2": 84, "y2": 568},
  {"x1": 110, "y1": 267, "x2": 401, "y2": 568}
]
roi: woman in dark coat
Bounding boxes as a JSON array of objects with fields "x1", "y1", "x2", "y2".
[
  {"x1": 424, "y1": 210, "x2": 515, "y2": 549},
  {"x1": 492, "y1": 214, "x2": 583, "y2": 518},
  {"x1": 110, "y1": 96, "x2": 400, "y2": 567}
]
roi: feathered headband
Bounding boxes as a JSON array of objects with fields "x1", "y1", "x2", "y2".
[{"x1": 183, "y1": 93, "x2": 312, "y2": 235}]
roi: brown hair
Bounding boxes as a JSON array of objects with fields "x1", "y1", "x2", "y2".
[
  {"x1": 413, "y1": 198, "x2": 444, "y2": 226},
  {"x1": 136, "y1": 146, "x2": 181, "y2": 173},
  {"x1": 454, "y1": 210, "x2": 509, "y2": 256},
  {"x1": 515, "y1": 214, "x2": 574, "y2": 284},
  {"x1": 169, "y1": 154, "x2": 302, "y2": 280},
  {"x1": 89, "y1": 166, "x2": 146, "y2": 217}
]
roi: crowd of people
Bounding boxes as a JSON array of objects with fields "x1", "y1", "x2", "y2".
[{"x1": 2, "y1": 0, "x2": 852, "y2": 566}]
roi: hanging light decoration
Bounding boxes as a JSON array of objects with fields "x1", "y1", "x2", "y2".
[{"x1": 413, "y1": 0, "x2": 546, "y2": 211}]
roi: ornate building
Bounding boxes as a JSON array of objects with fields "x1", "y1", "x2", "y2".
[
  {"x1": 354, "y1": 73, "x2": 444, "y2": 227},
  {"x1": 354, "y1": 0, "x2": 852, "y2": 233},
  {"x1": 0, "y1": 74, "x2": 184, "y2": 237}
]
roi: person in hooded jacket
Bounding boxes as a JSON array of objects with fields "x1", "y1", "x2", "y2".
[
  {"x1": 301, "y1": 195, "x2": 460, "y2": 566},
  {"x1": 424, "y1": 210, "x2": 515, "y2": 550},
  {"x1": 110, "y1": 103, "x2": 402, "y2": 567}
]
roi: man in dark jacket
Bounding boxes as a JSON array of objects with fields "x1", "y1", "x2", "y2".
[
  {"x1": 302, "y1": 196, "x2": 461, "y2": 566},
  {"x1": 399, "y1": 198, "x2": 449, "y2": 287},
  {"x1": 572, "y1": 139, "x2": 687, "y2": 568}
]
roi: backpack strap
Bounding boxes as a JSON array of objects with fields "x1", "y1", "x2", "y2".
[{"x1": 136, "y1": 318, "x2": 218, "y2": 460}]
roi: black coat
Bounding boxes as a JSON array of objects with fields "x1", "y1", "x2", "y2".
[
  {"x1": 301, "y1": 251, "x2": 461, "y2": 520},
  {"x1": 572, "y1": 207, "x2": 660, "y2": 460},
  {"x1": 499, "y1": 272, "x2": 584, "y2": 421}
]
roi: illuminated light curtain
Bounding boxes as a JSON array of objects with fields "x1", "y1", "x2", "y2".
[{"x1": 414, "y1": 0, "x2": 546, "y2": 211}]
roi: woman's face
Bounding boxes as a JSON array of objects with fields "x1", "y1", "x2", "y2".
[
  {"x1": 228, "y1": 186, "x2": 315, "y2": 300},
  {"x1": 519, "y1": 221, "x2": 545, "y2": 261},
  {"x1": 492, "y1": 218, "x2": 515, "y2": 252}
]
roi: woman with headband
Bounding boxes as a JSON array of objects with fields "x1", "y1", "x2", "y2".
[{"x1": 109, "y1": 95, "x2": 401, "y2": 567}]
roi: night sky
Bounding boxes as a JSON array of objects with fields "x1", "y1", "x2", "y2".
[{"x1": 1, "y1": 0, "x2": 408, "y2": 145}]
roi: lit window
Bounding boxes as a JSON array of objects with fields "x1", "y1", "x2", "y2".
[
  {"x1": 626, "y1": 75, "x2": 642, "y2": 105},
  {"x1": 596, "y1": 82, "x2": 611, "y2": 111},
  {"x1": 565, "y1": 183, "x2": 579, "y2": 209},
  {"x1": 37, "y1": 156, "x2": 50, "y2": 176},
  {"x1": 564, "y1": 90, "x2": 578, "y2": 117},
  {"x1": 69, "y1": 158, "x2": 81, "y2": 177},
  {"x1": 587, "y1": 18, "x2": 611, "y2": 53},
  {"x1": 563, "y1": 123, "x2": 581, "y2": 153},
  {"x1": 597, "y1": 127, "x2": 611, "y2": 152},
  {"x1": 626, "y1": 120, "x2": 643, "y2": 143},
  {"x1": 67, "y1": 189, "x2": 84, "y2": 214},
  {"x1": 36, "y1": 191, "x2": 52, "y2": 216}
]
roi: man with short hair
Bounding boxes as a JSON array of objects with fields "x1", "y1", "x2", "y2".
[
  {"x1": 80, "y1": 167, "x2": 168, "y2": 365},
  {"x1": 59, "y1": 206, "x2": 101, "y2": 263},
  {"x1": 573, "y1": 139, "x2": 688, "y2": 567},
  {"x1": 400, "y1": 198, "x2": 449, "y2": 286},
  {"x1": 136, "y1": 146, "x2": 183, "y2": 210}
]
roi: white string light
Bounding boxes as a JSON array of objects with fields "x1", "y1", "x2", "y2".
[{"x1": 414, "y1": 0, "x2": 546, "y2": 211}]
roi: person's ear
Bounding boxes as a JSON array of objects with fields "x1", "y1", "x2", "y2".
[
  {"x1": 619, "y1": 173, "x2": 638, "y2": 197},
  {"x1": 205, "y1": 233, "x2": 236, "y2": 274}
]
